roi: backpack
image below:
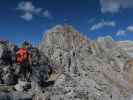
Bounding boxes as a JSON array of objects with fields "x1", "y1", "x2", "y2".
[{"x1": 16, "y1": 48, "x2": 28, "y2": 64}]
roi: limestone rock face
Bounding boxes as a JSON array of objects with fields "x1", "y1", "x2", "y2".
[
  {"x1": 39, "y1": 25, "x2": 91, "y2": 71},
  {"x1": 39, "y1": 25, "x2": 133, "y2": 100}
]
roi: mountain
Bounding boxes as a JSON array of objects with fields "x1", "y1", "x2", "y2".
[
  {"x1": 39, "y1": 25, "x2": 133, "y2": 100},
  {"x1": 0, "y1": 25, "x2": 133, "y2": 100},
  {"x1": 117, "y1": 40, "x2": 133, "y2": 58}
]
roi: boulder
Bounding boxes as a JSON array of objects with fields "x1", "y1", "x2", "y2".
[{"x1": 14, "y1": 80, "x2": 31, "y2": 91}]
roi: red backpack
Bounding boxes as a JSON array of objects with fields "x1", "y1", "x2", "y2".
[{"x1": 16, "y1": 48, "x2": 28, "y2": 64}]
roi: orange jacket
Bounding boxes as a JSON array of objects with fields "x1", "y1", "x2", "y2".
[{"x1": 16, "y1": 48, "x2": 32, "y2": 65}]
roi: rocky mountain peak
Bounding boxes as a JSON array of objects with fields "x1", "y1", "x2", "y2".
[
  {"x1": 38, "y1": 25, "x2": 133, "y2": 99},
  {"x1": 45, "y1": 24, "x2": 79, "y2": 34},
  {"x1": 39, "y1": 24, "x2": 90, "y2": 57}
]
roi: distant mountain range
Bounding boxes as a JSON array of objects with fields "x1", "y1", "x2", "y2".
[{"x1": 117, "y1": 40, "x2": 133, "y2": 57}]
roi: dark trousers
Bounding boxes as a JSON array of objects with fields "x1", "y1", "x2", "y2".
[{"x1": 19, "y1": 61, "x2": 31, "y2": 81}]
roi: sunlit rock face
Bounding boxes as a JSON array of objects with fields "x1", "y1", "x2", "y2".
[
  {"x1": 117, "y1": 40, "x2": 133, "y2": 58},
  {"x1": 39, "y1": 25, "x2": 133, "y2": 100},
  {"x1": 39, "y1": 24, "x2": 91, "y2": 68}
]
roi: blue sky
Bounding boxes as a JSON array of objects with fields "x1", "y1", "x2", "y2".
[{"x1": 0, "y1": 0, "x2": 133, "y2": 45}]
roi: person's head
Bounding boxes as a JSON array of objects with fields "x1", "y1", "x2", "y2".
[{"x1": 21, "y1": 41, "x2": 31, "y2": 49}]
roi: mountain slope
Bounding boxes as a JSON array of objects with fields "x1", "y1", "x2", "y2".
[{"x1": 39, "y1": 25, "x2": 133, "y2": 100}]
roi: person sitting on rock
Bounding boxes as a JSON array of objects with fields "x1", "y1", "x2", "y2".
[{"x1": 16, "y1": 41, "x2": 32, "y2": 81}]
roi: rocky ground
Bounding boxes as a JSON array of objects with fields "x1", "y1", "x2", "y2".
[{"x1": 0, "y1": 25, "x2": 133, "y2": 100}]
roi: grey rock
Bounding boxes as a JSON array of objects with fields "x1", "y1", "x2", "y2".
[
  {"x1": 0, "y1": 92, "x2": 10, "y2": 100},
  {"x1": 10, "y1": 92, "x2": 32, "y2": 100},
  {"x1": 0, "y1": 92, "x2": 32, "y2": 100},
  {"x1": 31, "y1": 51, "x2": 49, "y2": 87},
  {"x1": 0, "y1": 41, "x2": 12, "y2": 65},
  {"x1": 39, "y1": 25, "x2": 133, "y2": 100},
  {"x1": 14, "y1": 80, "x2": 31, "y2": 91},
  {"x1": 2, "y1": 72, "x2": 17, "y2": 85}
]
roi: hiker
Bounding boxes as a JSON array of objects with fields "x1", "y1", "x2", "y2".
[{"x1": 16, "y1": 41, "x2": 32, "y2": 81}]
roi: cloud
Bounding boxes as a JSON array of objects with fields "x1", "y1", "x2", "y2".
[
  {"x1": 17, "y1": 1, "x2": 42, "y2": 14},
  {"x1": 127, "y1": 26, "x2": 133, "y2": 32},
  {"x1": 90, "y1": 20, "x2": 116, "y2": 31},
  {"x1": 116, "y1": 30, "x2": 126, "y2": 36},
  {"x1": 43, "y1": 10, "x2": 52, "y2": 19},
  {"x1": 100, "y1": 0, "x2": 133, "y2": 13},
  {"x1": 20, "y1": 12, "x2": 33, "y2": 21},
  {"x1": 116, "y1": 25, "x2": 133, "y2": 36},
  {"x1": 16, "y1": 1, "x2": 52, "y2": 21}
]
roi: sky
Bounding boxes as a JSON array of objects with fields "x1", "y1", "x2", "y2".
[{"x1": 0, "y1": 0, "x2": 133, "y2": 45}]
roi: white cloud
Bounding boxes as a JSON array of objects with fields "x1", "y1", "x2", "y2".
[
  {"x1": 116, "y1": 25, "x2": 133, "y2": 36},
  {"x1": 17, "y1": 1, "x2": 42, "y2": 14},
  {"x1": 127, "y1": 26, "x2": 133, "y2": 32},
  {"x1": 16, "y1": 1, "x2": 52, "y2": 21},
  {"x1": 116, "y1": 30, "x2": 126, "y2": 36},
  {"x1": 21, "y1": 12, "x2": 33, "y2": 21},
  {"x1": 100, "y1": 0, "x2": 133, "y2": 13},
  {"x1": 90, "y1": 20, "x2": 116, "y2": 31},
  {"x1": 43, "y1": 10, "x2": 52, "y2": 19}
]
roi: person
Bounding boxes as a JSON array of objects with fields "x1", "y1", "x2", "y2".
[{"x1": 16, "y1": 41, "x2": 32, "y2": 81}]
